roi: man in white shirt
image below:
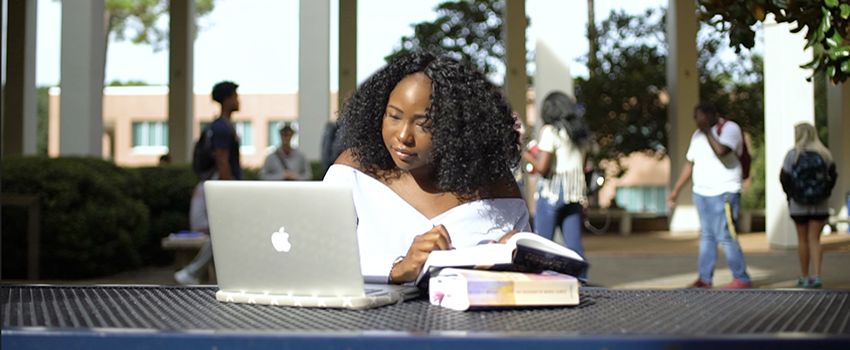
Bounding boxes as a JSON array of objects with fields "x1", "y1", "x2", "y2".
[
  {"x1": 668, "y1": 103, "x2": 752, "y2": 289},
  {"x1": 260, "y1": 125, "x2": 313, "y2": 181}
]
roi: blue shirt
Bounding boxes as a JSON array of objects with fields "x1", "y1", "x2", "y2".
[{"x1": 210, "y1": 117, "x2": 242, "y2": 180}]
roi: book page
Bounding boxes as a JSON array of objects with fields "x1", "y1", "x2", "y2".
[{"x1": 415, "y1": 243, "x2": 512, "y2": 285}]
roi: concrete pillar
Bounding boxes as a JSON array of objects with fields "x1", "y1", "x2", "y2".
[
  {"x1": 3, "y1": 0, "x2": 38, "y2": 157},
  {"x1": 168, "y1": 0, "x2": 195, "y2": 164},
  {"x1": 827, "y1": 82, "x2": 850, "y2": 232},
  {"x1": 666, "y1": 0, "x2": 700, "y2": 233},
  {"x1": 503, "y1": 0, "x2": 526, "y2": 124},
  {"x1": 764, "y1": 15, "x2": 815, "y2": 248},
  {"x1": 337, "y1": 0, "x2": 356, "y2": 114},
  {"x1": 59, "y1": 0, "x2": 105, "y2": 157},
  {"x1": 298, "y1": 0, "x2": 330, "y2": 161}
]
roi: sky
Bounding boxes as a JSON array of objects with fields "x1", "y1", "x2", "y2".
[{"x1": 28, "y1": 0, "x2": 670, "y2": 93}]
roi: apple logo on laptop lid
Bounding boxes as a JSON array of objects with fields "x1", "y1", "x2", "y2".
[{"x1": 271, "y1": 227, "x2": 292, "y2": 252}]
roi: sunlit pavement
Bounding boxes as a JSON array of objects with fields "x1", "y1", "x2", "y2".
[{"x1": 13, "y1": 231, "x2": 850, "y2": 290}]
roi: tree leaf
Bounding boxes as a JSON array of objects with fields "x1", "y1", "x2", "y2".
[
  {"x1": 826, "y1": 31, "x2": 843, "y2": 48},
  {"x1": 827, "y1": 65, "x2": 836, "y2": 77},
  {"x1": 825, "y1": 0, "x2": 839, "y2": 9},
  {"x1": 842, "y1": 60, "x2": 850, "y2": 74},
  {"x1": 841, "y1": 4, "x2": 850, "y2": 19}
]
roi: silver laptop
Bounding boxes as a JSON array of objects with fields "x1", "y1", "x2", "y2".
[{"x1": 204, "y1": 181, "x2": 420, "y2": 309}]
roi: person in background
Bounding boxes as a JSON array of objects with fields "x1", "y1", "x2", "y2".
[
  {"x1": 522, "y1": 91, "x2": 590, "y2": 280},
  {"x1": 210, "y1": 81, "x2": 243, "y2": 181},
  {"x1": 174, "y1": 81, "x2": 242, "y2": 285},
  {"x1": 668, "y1": 103, "x2": 752, "y2": 289},
  {"x1": 323, "y1": 51, "x2": 531, "y2": 284},
  {"x1": 780, "y1": 122, "x2": 838, "y2": 288},
  {"x1": 173, "y1": 182, "x2": 211, "y2": 285},
  {"x1": 259, "y1": 125, "x2": 312, "y2": 181}
]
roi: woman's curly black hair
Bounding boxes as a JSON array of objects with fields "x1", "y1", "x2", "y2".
[{"x1": 338, "y1": 51, "x2": 521, "y2": 200}]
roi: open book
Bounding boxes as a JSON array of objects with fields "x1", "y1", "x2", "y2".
[
  {"x1": 429, "y1": 268, "x2": 580, "y2": 311},
  {"x1": 414, "y1": 232, "x2": 588, "y2": 287}
]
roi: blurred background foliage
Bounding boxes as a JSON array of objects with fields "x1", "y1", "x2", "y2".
[{"x1": 697, "y1": 0, "x2": 850, "y2": 84}]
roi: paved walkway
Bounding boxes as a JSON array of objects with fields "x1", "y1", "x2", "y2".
[
  {"x1": 583, "y1": 231, "x2": 850, "y2": 289},
  {"x1": 17, "y1": 231, "x2": 850, "y2": 290}
]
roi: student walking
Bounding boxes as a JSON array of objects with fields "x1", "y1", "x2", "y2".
[
  {"x1": 668, "y1": 103, "x2": 752, "y2": 289},
  {"x1": 780, "y1": 122, "x2": 838, "y2": 288}
]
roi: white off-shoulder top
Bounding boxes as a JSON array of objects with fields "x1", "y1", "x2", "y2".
[{"x1": 323, "y1": 164, "x2": 532, "y2": 283}]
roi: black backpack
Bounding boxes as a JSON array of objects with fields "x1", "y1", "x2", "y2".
[
  {"x1": 192, "y1": 125, "x2": 216, "y2": 179},
  {"x1": 789, "y1": 151, "x2": 834, "y2": 205}
]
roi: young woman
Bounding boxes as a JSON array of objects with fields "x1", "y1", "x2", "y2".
[
  {"x1": 522, "y1": 91, "x2": 590, "y2": 279},
  {"x1": 780, "y1": 122, "x2": 838, "y2": 288},
  {"x1": 323, "y1": 52, "x2": 531, "y2": 284}
]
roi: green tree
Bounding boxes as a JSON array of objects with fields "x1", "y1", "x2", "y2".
[
  {"x1": 54, "y1": 0, "x2": 216, "y2": 80},
  {"x1": 697, "y1": 0, "x2": 850, "y2": 84},
  {"x1": 577, "y1": 7, "x2": 765, "y2": 176},
  {"x1": 576, "y1": 8, "x2": 669, "y2": 173},
  {"x1": 384, "y1": 0, "x2": 531, "y2": 81},
  {"x1": 108, "y1": 79, "x2": 153, "y2": 86},
  {"x1": 105, "y1": 0, "x2": 215, "y2": 53}
]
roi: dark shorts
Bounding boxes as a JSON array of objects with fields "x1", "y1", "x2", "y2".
[{"x1": 791, "y1": 214, "x2": 829, "y2": 225}]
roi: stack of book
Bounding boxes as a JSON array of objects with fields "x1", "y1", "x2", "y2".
[{"x1": 418, "y1": 232, "x2": 587, "y2": 311}]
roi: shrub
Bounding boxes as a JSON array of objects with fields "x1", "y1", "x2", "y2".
[
  {"x1": 742, "y1": 141, "x2": 766, "y2": 210},
  {"x1": 1, "y1": 156, "x2": 149, "y2": 279},
  {"x1": 135, "y1": 165, "x2": 198, "y2": 266}
]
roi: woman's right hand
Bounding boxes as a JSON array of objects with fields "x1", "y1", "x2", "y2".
[{"x1": 389, "y1": 224, "x2": 452, "y2": 283}]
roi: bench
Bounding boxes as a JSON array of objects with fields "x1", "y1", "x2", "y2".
[{"x1": 161, "y1": 236, "x2": 216, "y2": 284}]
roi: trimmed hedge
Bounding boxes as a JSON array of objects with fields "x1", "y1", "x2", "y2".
[
  {"x1": 2, "y1": 156, "x2": 149, "y2": 279},
  {"x1": 2, "y1": 158, "x2": 323, "y2": 280},
  {"x1": 135, "y1": 165, "x2": 198, "y2": 266}
]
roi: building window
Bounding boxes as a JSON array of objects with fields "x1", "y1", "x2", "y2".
[
  {"x1": 199, "y1": 120, "x2": 254, "y2": 154},
  {"x1": 268, "y1": 121, "x2": 299, "y2": 149},
  {"x1": 132, "y1": 121, "x2": 168, "y2": 154},
  {"x1": 614, "y1": 186, "x2": 668, "y2": 215}
]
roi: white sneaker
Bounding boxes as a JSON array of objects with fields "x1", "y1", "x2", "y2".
[{"x1": 173, "y1": 269, "x2": 200, "y2": 285}]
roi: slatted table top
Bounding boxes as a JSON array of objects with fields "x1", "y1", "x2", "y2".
[{"x1": 3, "y1": 284, "x2": 850, "y2": 350}]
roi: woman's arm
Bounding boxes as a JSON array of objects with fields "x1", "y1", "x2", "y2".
[
  {"x1": 523, "y1": 150, "x2": 553, "y2": 177},
  {"x1": 667, "y1": 161, "x2": 693, "y2": 208}
]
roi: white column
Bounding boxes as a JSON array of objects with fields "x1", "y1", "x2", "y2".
[
  {"x1": 503, "y1": 0, "x2": 526, "y2": 124},
  {"x1": 3, "y1": 0, "x2": 38, "y2": 156},
  {"x1": 298, "y1": 0, "x2": 330, "y2": 161},
  {"x1": 666, "y1": 0, "x2": 700, "y2": 233},
  {"x1": 59, "y1": 0, "x2": 105, "y2": 157},
  {"x1": 169, "y1": 0, "x2": 195, "y2": 164},
  {"x1": 827, "y1": 82, "x2": 850, "y2": 232},
  {"x1": 764, "y1": 15, "x2": 815, "y2": 248},
  {"x1": 338, "y1": 0, "x2": 356, "y2": 111}
]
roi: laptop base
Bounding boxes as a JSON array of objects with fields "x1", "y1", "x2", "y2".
[{"x1": 215, "y1": 286, "x2": 419, "y2": 310}]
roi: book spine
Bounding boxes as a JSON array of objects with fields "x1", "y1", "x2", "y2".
[
  {"x1": 512, "y1": 245, "x2": 588, "y2": 277},
  {"x1": 465, "y1": 279, "x2": 578, "y2": 307}
]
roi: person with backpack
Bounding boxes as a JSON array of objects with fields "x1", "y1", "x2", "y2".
[
  {"x1": 259, "y1": 124, "x2": 312, "y2": 181},
  {"x1": 668, "y1": 103, "x2": 753, "y2": 289},
  {"x1": 780, "y1": 122, "x2": 838, "y2": 288},
  {"x1": 175, "y1": 81, "x2": 243, "y2": 285}
]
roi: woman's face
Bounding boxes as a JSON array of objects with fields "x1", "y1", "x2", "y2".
[{"x1": 382, "y1": 72, "x2": 435, "y2": 173}]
